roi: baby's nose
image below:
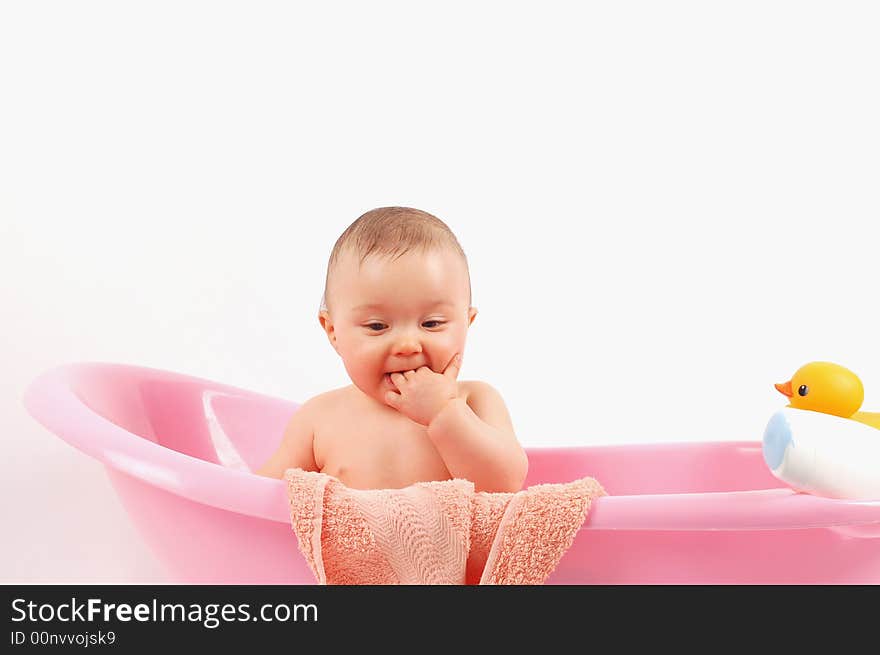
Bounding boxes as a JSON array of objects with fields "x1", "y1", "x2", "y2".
[{"x1": 392, "y1": 332, "x2": 423, "y2": 355}]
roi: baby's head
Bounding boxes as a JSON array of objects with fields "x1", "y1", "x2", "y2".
[{"x1": 319, "y1": 207, "x2": 478, "y2": 406}]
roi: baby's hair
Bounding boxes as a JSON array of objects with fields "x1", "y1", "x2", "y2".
[{"x1": 321, "y1": 206, "x2": 471, "y2": 313}]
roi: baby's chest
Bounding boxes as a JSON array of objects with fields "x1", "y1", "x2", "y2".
[{"x1": 314, "y1": 415, "x2": 450, "y2": 488}]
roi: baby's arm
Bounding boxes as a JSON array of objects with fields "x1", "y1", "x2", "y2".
[
  {"x1": 426, "y1": 382, "x2": 528, "y2": 493},
  {"x1": 254, "y1": 400, "x2": 318, "y2": 479}
]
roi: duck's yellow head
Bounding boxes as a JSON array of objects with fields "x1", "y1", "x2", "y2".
[{"x1": 775, "y1": 361, "x2": 864, "y2": 418}]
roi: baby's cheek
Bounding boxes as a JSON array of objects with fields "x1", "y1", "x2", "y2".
[
  {"x1": 343, "y1": 353, "x2": 379, "y2": 385},
  {"x1": 442, "y1": 330, "x2": 467, "y2": 358},
  {"x1": 351, "y1": 344, "x2": 382, "y2": 371}
]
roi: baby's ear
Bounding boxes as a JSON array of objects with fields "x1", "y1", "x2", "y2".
[{"x1": 318, "y1": 310, "x2": 338, "y2": 351}]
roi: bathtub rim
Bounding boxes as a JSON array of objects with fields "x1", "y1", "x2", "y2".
[{"x1": 22, "y1": 361, "x2": 880, "y2": 532}]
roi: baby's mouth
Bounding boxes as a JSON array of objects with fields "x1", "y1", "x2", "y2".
[{"x1": 384, "y1": 370, "x2": 412, "y2": 384}]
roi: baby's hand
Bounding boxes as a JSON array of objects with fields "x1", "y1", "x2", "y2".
[{"x1": 384, "y1": 354, "x2": 462, "y2": 425}]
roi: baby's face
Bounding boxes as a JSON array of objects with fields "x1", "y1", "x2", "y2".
[{"x1": 320, "y1": 247, "x2": 477, "y2": 407}]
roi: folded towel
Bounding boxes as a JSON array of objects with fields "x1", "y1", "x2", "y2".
[{"x1": 284, "y1": 469, "x2": 606, "y2": 585}]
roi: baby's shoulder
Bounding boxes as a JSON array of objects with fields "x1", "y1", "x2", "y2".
[
  {"x1": 458, "y1": 380, "x2": 514, "y2": 431},
  {"x1": 458, "y1": 379, "x2": 505, "y2": 405},
  {"x1": 303, "y1": 385, "x2": 386, "y2": 428},
  {"x1": 299, "y1": 386, "x2": 353, "y2": 416}
]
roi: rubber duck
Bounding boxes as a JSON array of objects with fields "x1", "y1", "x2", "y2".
[
  {"x1": 773, "y1": 361, "x2": 880, "y2": 429},
  {"x1": 763, "y1": 361, "x2": 880, "y2": 500}
]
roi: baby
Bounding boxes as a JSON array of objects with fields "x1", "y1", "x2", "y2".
[{"x1": 256, "y1": 207, "x2": 528, "y2": 493}]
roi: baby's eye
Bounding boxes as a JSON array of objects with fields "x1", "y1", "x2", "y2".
[
  {"x1": 423, "y1": 320, "x2": 445, "y2": 328},
  {"x1": 365, "y1": 323, "x2": 387, "y2": 331}
]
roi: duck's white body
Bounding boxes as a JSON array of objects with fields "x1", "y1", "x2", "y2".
[{"x1": 763, "y1": 407, "x2": 880, "y2": 500}]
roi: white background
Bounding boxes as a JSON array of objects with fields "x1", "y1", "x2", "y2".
[{"x1": 1, "y1": 1, "x2": 877, "y2": 582}]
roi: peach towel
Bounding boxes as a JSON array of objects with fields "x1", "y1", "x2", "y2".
[{"x1": 284, "y1": 469, "x2": 606, "y2": 585}]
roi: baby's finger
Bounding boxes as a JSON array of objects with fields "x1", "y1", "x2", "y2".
[
  {"x1": 403, "y1": 370, "x2": 417, "y2": 380},
  {"x1": 385, "y1": 390, "x2": 401, "y2": 408},
  {"x1": 390, "y1": 372, "x2": 407, "y2": 386},
  {"x1": 443, "y1": 354, "x2": 462, "y2": 380}
]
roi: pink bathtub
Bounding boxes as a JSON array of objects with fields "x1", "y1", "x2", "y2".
[{"x1": 23, "y1": 362, "x2": 880, "y2": 584}]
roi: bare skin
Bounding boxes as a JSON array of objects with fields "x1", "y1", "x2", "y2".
[{"x1": 256, "y1": 246, "x2": 528, "y2": 493}]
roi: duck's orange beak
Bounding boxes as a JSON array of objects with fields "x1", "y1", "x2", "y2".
[{"x1": 775, "y1": 381, "x2": 793, "y2": 398}]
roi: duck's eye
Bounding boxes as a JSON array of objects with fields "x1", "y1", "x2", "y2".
[{"x1": 798, "y1": 385, "x2": 809, "y2": 397}]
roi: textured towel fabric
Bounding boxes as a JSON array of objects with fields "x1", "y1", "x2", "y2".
[{"x1": 284, "y1": 469, "x2": 606, "y2": 585}]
